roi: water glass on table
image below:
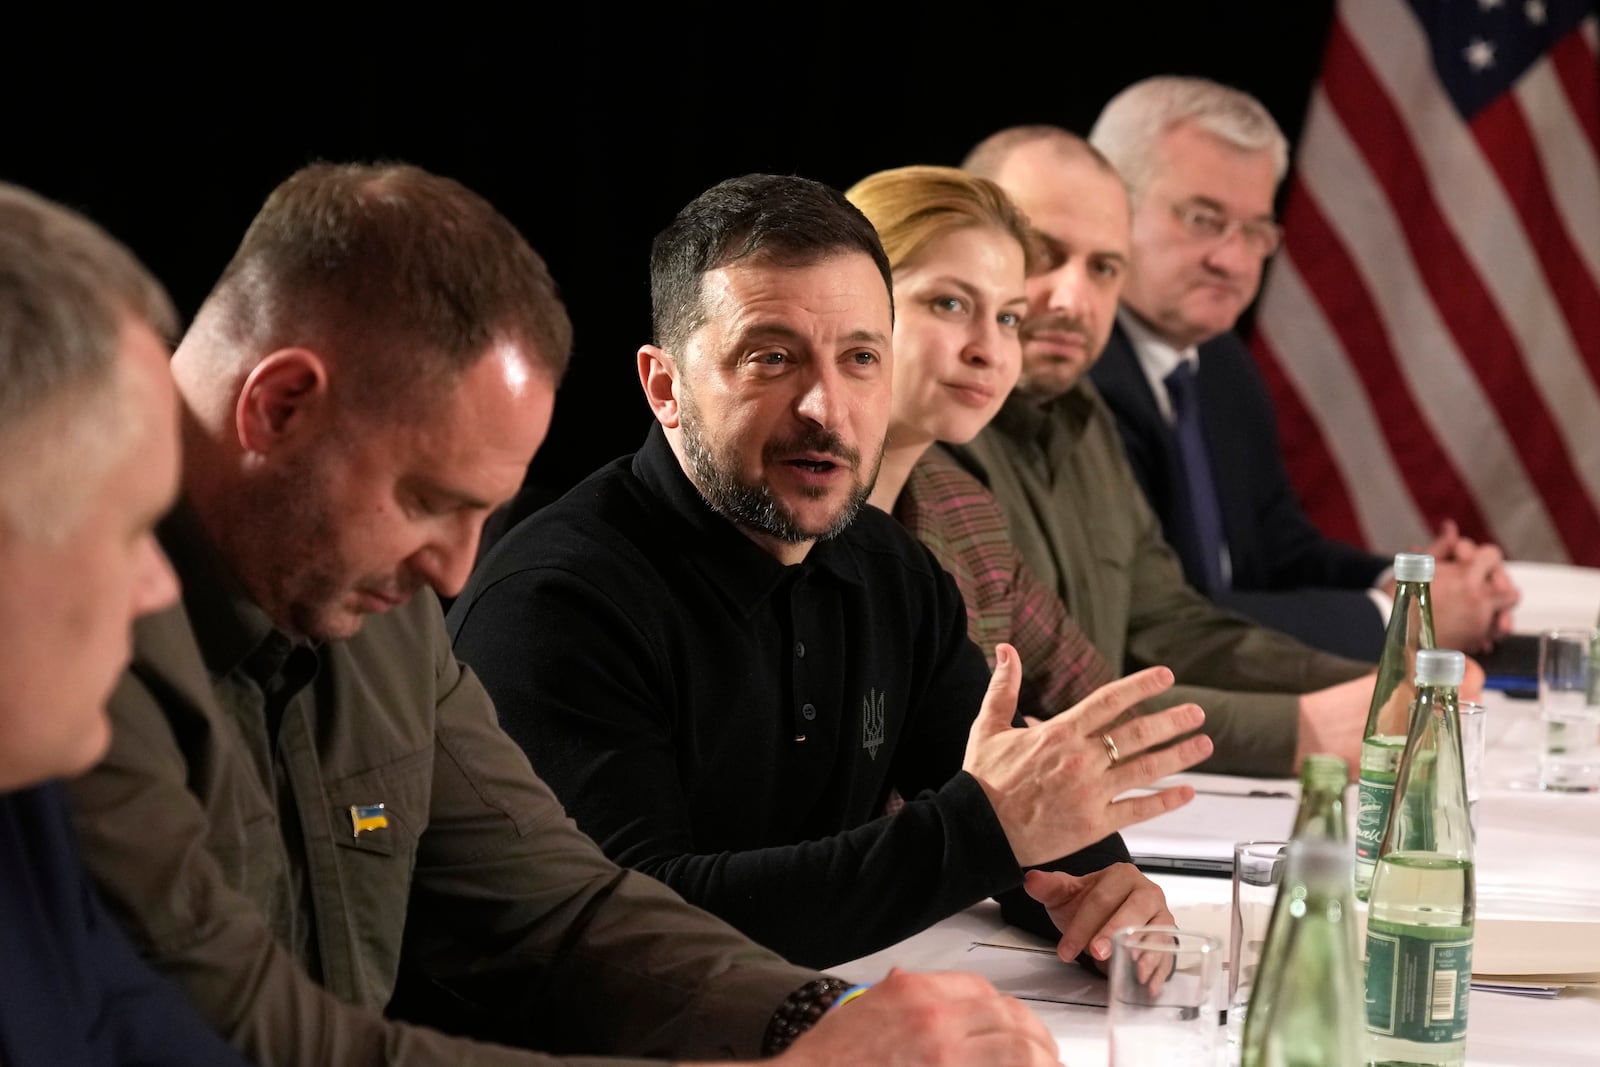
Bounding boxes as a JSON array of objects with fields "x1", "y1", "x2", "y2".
[
  {"x1": 1108, "y1": 925, "x2": 1222, "y2": 1066},
  {"x1": 1227, "y1": 840, "x2": 1287, "y2": 1057},
  {"x1": 1536, "y1": 626, "x2": 1600, "y2": 793},
  {"x1": 1457, "y1": 701, "x2": 1487, "y2": 838}
]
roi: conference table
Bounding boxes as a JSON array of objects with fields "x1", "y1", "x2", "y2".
[{"x1": 834, "y1": 561, "x2": 1600, "y2": 1065}]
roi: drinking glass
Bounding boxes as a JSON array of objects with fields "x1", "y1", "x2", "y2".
[
  {"x1": 1108, "y1": 925, "x2": 1222, "y2": 1066},
  {"x1": 1227, "y1": 840, "x2": 1287, "y2": 1056},
  {"x1": 1458, "y1": 701, "x2": 1488, "y2": 837},
  {"x1": 1537, "y1": 627, "x2": 1600, "y2": 792}
]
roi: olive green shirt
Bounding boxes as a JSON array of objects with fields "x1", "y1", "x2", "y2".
[
  {"x1": 941, "y1": 385, "x2": 1370, "y2": 777},
  {"x1": 67, "y1": 509, "x2": 818, "y2": 1066}
]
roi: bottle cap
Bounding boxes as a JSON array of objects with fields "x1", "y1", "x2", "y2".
[
  {"x1": 1300, "y1": 753, "x2": 1350, "y2": 793},
  {"x1": 1414, "y1": 648, "x2": 1466, "y2": 685},
  {"x1": 1393, "y1": 552, "x2": 1435, "y2": 582}
]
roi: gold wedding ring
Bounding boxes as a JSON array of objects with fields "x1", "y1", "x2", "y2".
[{"x1": 1101, "y1": 732, "x2": 1120, "y2": 768}]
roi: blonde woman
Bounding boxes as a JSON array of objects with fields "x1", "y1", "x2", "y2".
[{"x1": 846, "y1": 165, "x2": 1116, "y2": 723}]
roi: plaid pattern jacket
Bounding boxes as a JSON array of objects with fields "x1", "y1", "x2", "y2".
[{"x1": 894, "y1": 449, "x2": 1115, "y2": 720}]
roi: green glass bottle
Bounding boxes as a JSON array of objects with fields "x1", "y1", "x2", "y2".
[
  {"x1": 1233, "y1": 755, "x2": 1351, "y2": 1057},
  {"x1": 1363, "y1": 649, "x2": 1474, "y2": 1067},
  {"x1": 1239, "y1": 838, "x2": 1364, "y2": 1067},
  {"x1": 1355, "y1": 552, "x2": 1437, "y2": 900},
  {"x1": 1292, "y1": 753, "x2": 1350, "y2": 842}
]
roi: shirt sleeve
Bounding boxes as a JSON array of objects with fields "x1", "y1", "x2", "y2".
[{"x1": 1107, "y1": 425, "x2": 1371, "y2": 777}]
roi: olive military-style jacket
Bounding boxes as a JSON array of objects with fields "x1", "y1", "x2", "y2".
[
  {"x1": 67, "y1": 509, "x2": 817, "y2": 1067},
  {"x1": 942, "y1": 385, "x2": 1371, "y2": 778}
]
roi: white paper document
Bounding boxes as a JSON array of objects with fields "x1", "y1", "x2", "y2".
[
  {"x1": 1120, "y1": 788, "x2": 1300, "y2": 875},
  {"x1": 959, "y1": 938, "x2": 1110, "y2": 1007}
]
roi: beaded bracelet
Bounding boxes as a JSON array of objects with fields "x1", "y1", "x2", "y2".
[{"x1": 761, "y1": 976, "x2": 854, "y2": 1055}]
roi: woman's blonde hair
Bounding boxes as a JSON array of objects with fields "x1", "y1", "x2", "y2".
[{"x1": 844, "y1": 164, "x2": 1047, "y2": 278}]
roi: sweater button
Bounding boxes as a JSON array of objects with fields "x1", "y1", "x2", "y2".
[
  {"x1": 801, "y1": 703, "x2": 817, "y2": 720},
  {"x1": 794, "y1": 641, "x2": 806, "y2": 658}
]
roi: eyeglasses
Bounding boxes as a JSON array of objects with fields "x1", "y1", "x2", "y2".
[{"x1": 1168, "y1": 201, "x2": 1283, "y2": 257}]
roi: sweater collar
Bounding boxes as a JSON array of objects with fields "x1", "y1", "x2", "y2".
[{"x1": 631, "y1": 423, "x2": 866, "y2": 616}]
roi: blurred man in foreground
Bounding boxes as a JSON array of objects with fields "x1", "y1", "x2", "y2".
[{"x1": 0, "y1": 182, "x2": 256, "y2": 1065}]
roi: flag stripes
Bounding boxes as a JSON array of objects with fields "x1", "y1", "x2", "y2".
[{"x1": 1252, "y1": 0, "x2": 1600, "y2": 566}]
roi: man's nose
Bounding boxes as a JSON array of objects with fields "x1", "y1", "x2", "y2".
[
  {"x1": 409, "y1": 526, "x2": 480, "y2": 598},
  {"x1": 1039, "y1": 263, "x2": 1091, "y2": 319},
  {"x1": 794, "y1": 363, "x2": 844, "y2": 428}
]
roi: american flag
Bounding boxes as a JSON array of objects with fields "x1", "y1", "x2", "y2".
[{"x1": 1251, "y1": 0, "x2": 1600, "y2": 566}]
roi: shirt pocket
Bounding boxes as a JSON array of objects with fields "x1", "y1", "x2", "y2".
[
  {"x1": 322, "y1": 745, "x2": 434, "y2": 1001},
  {"x1": 325, "y1": 745, "x2": 433, "y2": 860}
]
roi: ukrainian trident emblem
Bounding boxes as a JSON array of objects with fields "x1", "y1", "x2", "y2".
[{"x1": 862, "y1": 688, "x2": 886, "y2": 759}]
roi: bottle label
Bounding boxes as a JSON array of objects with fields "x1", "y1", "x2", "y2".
[
  {"x1": 1355, "y1": 773, "x2": 1396, "y2": 862},
  {"x1": 1364, "y1": 919, "x2": 1472, "y2": 1042}
]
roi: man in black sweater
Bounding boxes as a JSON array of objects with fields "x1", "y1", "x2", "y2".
[{"x1": 449, "y1": 172, "x2": 1213, "y2": 971}]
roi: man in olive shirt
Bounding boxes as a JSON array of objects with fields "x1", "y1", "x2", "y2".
[
  {"x1": 949, "y1": 126, "x2": 1378, "y2": 777},
  {"x1": 66, "y1": 162, "x2": 1059, "y2": 1067}
]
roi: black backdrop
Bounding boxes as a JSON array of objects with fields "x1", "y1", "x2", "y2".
[{"x1": 6, "y1": 3, "x2": 1336, "y2": 497}]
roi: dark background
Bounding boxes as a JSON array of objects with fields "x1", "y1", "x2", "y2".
[{"x1": 6, "y1": 3, "x2": 1336, "y2": 496}]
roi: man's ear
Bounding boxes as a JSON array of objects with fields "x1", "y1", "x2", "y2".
[
  {"x1": 639, "y1": 344, "x2": 682, "y2": 429},
  {"x1": 235, "y1": 349, "x2": 330, "y2": 456}
]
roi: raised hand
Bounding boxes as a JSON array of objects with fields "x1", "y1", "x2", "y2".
[{"x1": 962, "y1": 644, "x2": 1213, "y2": 868}]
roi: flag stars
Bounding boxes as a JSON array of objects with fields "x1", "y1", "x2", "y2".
[
  {"x1": 1464, "y1": 37, "x2": 1497, "y2": 71},
  {"x1": 1525, "y1": 0, "x2": 1547, "y2": 23}
]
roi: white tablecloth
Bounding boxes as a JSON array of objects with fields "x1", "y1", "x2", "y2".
[
  {"x1": 834, "y1": 562, "x2": 1600, "y2": 1065},
  {"x1": 1500, "y1": 560, "x2": 1600, "y2": 636}
]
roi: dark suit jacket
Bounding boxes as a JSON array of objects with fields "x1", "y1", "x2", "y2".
[
  {"x1": 0, "y1": 781, "x2": 255, "y2": 1067},
  {"x1": 1089, "y1": 322, "x2": 1389, "y2": 661}
]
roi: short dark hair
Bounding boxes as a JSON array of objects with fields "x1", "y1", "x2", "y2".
[
  {"x1": 649, "y1": 173, "x2": 893, "y2": 354},
  {"x1": 202, "y1": 161, "x2": 573, "y2": 403}
]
